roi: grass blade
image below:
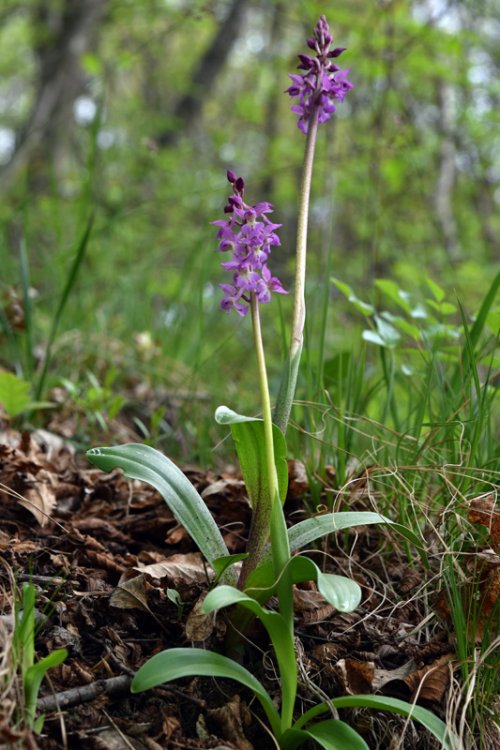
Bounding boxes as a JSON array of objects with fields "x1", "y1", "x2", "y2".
[{"x1": 35, "y1": 213, "x2": 94, "y2": 400}]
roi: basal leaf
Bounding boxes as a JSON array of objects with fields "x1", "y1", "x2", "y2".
[
  {"x1": 331, "y1": 695, "x2": 460, "y2": 750},
  {"x1": 131, "y1": 647, "x2": 281, "y2": 737},
  {"x1": 87, "y1": 444, "x2": 232, "y2": 577},
  {"x1": 282, "y1": 719, "x2": 370, "y2": 750},
  {"x1": 289, "y1": 556, "x2": 361, "y2": 612},
  {"x1": 287, "y1": 512, "x2": 428, "y2": 567},
  {"x1": 202, "y1": 585, "x2": 297, "y2": 726}
]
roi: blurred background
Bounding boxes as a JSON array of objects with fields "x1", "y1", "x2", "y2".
[{"x1": 0, "y1": 0, "x2": 498, "y2": 464}]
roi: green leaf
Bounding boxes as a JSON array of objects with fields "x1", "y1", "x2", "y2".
[
  {"x1": 0, "y1": 371, "x2": 32, "y2": 417},
  {"x1": 131, "y1": 648, "x2": 281, "y2": 738},
  {"x1": 215, "y1": 406, "x2": 288, "y2": 506},
  {"x1": 24, "y1": 649, "x2": 67, "y2": 729},
  {"x1": 362, "y1": 330, "x2": 386, "y2": 347},
  {"x1": 331, "y1": 695, "x2": 460, "y2": 750},
  {"x1": 451, "y1": 270, "x2": 500, "y2": 394},
  {"x1": 203, "y1": 585, "x2": 297, "y2": 728},
  {"x1": 331, "y1": 278, "x2": 375, "y2": 316},
  {"x1": 426, "y1": 299, "x2": 457, "y2": 316},
  {"x1": 380, "y1": 312, "x2": 421, "y2": 340},
  {"x1": 15, "y1": 583, "x2": 36, "y2": 675},
  {"x1": 290, "y1": 557, "x2": 361, "y2": 612},
  {"x1": 287, "y1": 512, "x2": 426, "y2": 565},
  {"x1": 375, "y1": 279, "x2": 412, "y2": 314},
  {"x1": 86, "y1": 444, "x2": 231, "y2": 577},
  {"x1": 426, "y1": 277, "x2": 445, "y2": 302},
  {"x1": 245, "y1": 512, "x2": 428, "y2": 594},
  {"x1": 372, "y1": 315, "x2": 401, "y2": 348},
  {"x1": 282, "y1": 719, "x2": 370, "y2": 750},
  {"x1": 212, "y1": 553, "x2": 248, "y2": 581}
]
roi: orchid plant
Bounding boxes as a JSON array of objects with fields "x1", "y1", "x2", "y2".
[{"x1": 87, "y1": 17, "x2": 460, "y2": 750}]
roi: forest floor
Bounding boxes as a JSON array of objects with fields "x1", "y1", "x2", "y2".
[{"x1": 0, "y1": 425, "x2": 496, "y2": 750}]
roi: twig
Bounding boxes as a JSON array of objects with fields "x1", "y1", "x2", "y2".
[{"x1": 37, "y1": 675, "x2": 132, "y2": 713}]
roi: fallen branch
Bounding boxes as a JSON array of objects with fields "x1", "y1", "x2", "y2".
[{"x1": 37, "y1": 675, "x2": 132, "y2": 713}]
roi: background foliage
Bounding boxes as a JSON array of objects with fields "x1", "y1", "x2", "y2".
[{"x1": 0, "y1": 0, "x2": 498, "y2": 462}]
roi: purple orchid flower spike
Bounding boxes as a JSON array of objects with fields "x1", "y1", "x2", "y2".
[
  {"x1": 212, "y1": 171, "x2": 287, "y2": 316},
  {"x1": 286, "y1": 15, "x2": 353, "y2": 134}
]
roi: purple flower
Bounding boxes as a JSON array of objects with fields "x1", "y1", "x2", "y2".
[
  {"x1": 213, "y1": 172, "x2": 288, "y2": 315},
  {"x1": 286, "y1": 16, "x2": 353, "y2": 134}
]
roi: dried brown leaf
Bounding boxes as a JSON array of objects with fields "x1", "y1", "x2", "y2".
[
  {"x1": 18, "y1": 480, "x2": 56, "y2": 526},
  {"x1": 404, "y1": 655, "x2": 453, "y2": 703},
  {"x1": 134, "y1": 552, "x2": 210, "y2": 587},
  {"x1": 293, "y1": 587, "x2": 334, "y2": 624},
  {"x1": 468, "y1": 494, "x2": 500, "y2": 549},
  {"x1": 287, "y1": 460, "x2": 309, "y2": 498},
  {"x1": 336, "y1": 658, "x2": 375, "y2": 694},
  {"x1": 185, "y1": 594, "x2": 215, "y2": 641},
  {"x1": 110, "y1": 574, "x2": 151, "y2": 613},
  {"x1": 207, "y1": 695, "x2": 253, "y2": 750}
]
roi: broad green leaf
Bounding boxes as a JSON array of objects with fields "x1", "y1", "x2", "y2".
[
  {"x1": 426, "y1": 299, "x2": 457, "y2": 316},
  {"x1": 289, "y1": 556, "x2": 361, "y2": 612},
  {"x1": 245, "y1": 512, "x2": 428, "y2": 593},
  {"x1": 331, "y1": 695, "x2": 460, "y2": 750},
  {"x1": 282, "y1": 719, "x2": 370, "y2": 750},
  {"x1": 287, "y1": 512, "x2": 426, "y2": 566},
  {"x1": 426, "y1": 277, "x2": 445, "y2": 302},
  {"x1": 362, "y1": 330, "x2": 386, "y2": 347},
  {"x1": 244, "y1": 555, "x2": 361, "y2": 613},
  {"x1": 375, "y1": 279, "x2": 412, "y2": 314},
  {"x1": 374, "y1": 315, "x2": 401, "y2": 348},
  {"x1": 211, "y1": 553, "x2": 248, "y2": 581},
  {"x1": 203, "y1": 585, "x2": 297, "y2": 727},
  {"x1": 380, "y1": 312, "x2": 421, "y2": 340},
  {"x1": 0, "y1": 372, "x2": 40, "y2": 418},
  {"x1": 215, "y1": 406, "x2": 288, "y2": 506},
  {"x1": 86, "y1": 445, "x2": 231, "y2": 577},
  {"x1": 131, "y1": 648, "x2": 281, "y2": 737},
  {"x1": 331, "y1": 278, "x2": 375, "y2": 316}
]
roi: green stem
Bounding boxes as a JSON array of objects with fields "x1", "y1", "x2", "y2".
[
  {"x1": 249, "y1": 295, "x2": 293, "y2": 632},
  {"x1": 274, "y1": 107, "x2": 320, "y2": 434}
]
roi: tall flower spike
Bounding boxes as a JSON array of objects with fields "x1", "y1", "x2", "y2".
[
  {"x1": 286, "y1": 16, "x2": 353, "y2": 134},
  {"x1": 212, "y1": 172, "x2": 287, "y2": 316}
]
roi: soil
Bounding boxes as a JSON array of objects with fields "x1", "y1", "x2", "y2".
[{"x1": 0, "y1": 426, "x2": 481, "y2": 749}]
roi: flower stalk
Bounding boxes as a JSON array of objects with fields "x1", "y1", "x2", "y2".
[
  {"x1": 274, "y1": 15, "x2": 352, "y2": 434},
  {"x1": 274, "y1": 105, "x2": 320, "y2": 433}
]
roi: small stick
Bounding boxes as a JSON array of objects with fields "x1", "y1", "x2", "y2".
[{"x1": 37, "y1": 675, "x2": 132, "y2": 713}]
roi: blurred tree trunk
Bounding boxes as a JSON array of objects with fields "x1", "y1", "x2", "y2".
[
  {"x1": 1, "y1": 0, "x2": 104, "y2": 192},
  {"x1": 435, "y1": 79, "x2": 460, "y2": 261},
  {"x1": 156, "y1": 0, "x2": 246, "y2": 148}
]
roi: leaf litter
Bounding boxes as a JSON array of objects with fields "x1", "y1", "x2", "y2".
[{"x1": 0, "y1": 426, "x2": 496, "y2": 749}]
